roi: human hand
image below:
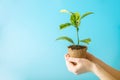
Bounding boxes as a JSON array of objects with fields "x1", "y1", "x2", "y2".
[
  {"x1": 65, "y1": 54, "x2": 94, "y2": 75},
  {"x1": 86, "y1": 52, "x2": 96, "y2": 61}
]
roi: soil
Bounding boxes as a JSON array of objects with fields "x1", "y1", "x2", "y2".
[
  {"x1": 68, "y1": 45, "x2": 87, "y2": 50},
  {"x1": 68, "y1": 45, "x2": 87, "y2": 58}
]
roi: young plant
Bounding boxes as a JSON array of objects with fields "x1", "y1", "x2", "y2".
[{"x1": 56, "y1": 9, "x2": 93, "y2": 45}]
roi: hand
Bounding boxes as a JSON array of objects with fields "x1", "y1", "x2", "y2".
[
  {"x1": 65, "y1": 53, "x2": 119, "y2": 80},
  {"x1": 86, "y1": 52, "x2": 95, "y2": 61},
  {"x1": 65, "y1": 54, "x2": 94, "y2": 75}
]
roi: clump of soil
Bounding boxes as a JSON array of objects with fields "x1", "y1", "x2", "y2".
[
  {"x1": 68, "y1": 45, "x2": 87, "y2": 50},
  {"x1": 68, "y1": 45, "x2": 87, "y2": 58}
]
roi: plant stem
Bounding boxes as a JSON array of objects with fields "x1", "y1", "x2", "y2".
[{"x1": 76, "y1": 28, "x2": 79, "y2": 45}]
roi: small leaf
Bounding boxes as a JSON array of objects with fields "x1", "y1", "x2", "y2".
[
  {"x1": 70, "y1": 13, "x2": 76, "y2": 26},
  {"x1": 79, "y1": 38, "x2": 91, "y2": 44},
  {"x1": 60, "y1": 9, "x2": 72, "y2": 14},
  {"x1": 70, "y1": 12, "x2": 80, "y2": 27},
  {"x1": 81, "y1": 12, "x2": 94, "y2": 19},
  {"x1": 60, "y1": 9, "x2": 69, "y2": 13},
  {"x1": 56, "y1": 36, "x2": 74, "y2": 44},
  {"x1": 60, "y1": 23, "x2": 72, "y2": 30}
]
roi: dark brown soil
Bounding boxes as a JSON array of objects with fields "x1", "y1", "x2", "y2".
[{"x1": 68, "y1": 45, "x2": 87, "y2": 50}]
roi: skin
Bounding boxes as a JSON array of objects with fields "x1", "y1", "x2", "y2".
[
  {"x1": 86, "y1": 53, "x2": 120, "y2": 79},
  {"x1": 65, "y1": 52, "x2": 120, "y2": 80}
]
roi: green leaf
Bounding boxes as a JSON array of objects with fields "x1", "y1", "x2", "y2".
[
  {"x1": 56, "y1": 36, "x2": 74, "y2": 44},
  {"x1": 70, "y1": 12, "x2": 80, "y2": 27},
  {"x1": 60, "y1": 9, "x2": 72, "y2": 15},
  {"x1": 79, "y1": 38, "x2": 91, "y2": 44},
  {"x1": 60, "y1": 23, "x2": 72, "y2": 30},
  {"x1": 81, "y1": 12, "x2": 94, "y2": 19}
]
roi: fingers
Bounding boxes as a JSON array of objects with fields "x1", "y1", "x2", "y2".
[
  {"x1": 67, "y1": 57, "x2": 81, "y2": 63},
  {"x1": 65, "y1": 59, "x2": 77, "y2": 72},
  {"x1": 66, "y1": 60, "x2": 75, "y2": 67},
  {"x1": 64, "y1": 54, "x2": 70, "y2": 60},
  {"x1": 65, "y1": 53, "x2": 91, "y2": 63},
  {"x1": 65, "y1": 52, "x2": 94, "y2": 60},
  {"x1": 64, "y1": 54, "x2": 82, "y2": 63},
  {"x1": 65, "y1": 54, "x2": 77, "y2": 68},
  {"x1": 64, "y1": 53, "x2": 94, "y2": 75}
]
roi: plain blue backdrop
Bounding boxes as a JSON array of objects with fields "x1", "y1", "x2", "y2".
[{"x1": 0, "y1": 0, "x2": 120, "y2": 80}]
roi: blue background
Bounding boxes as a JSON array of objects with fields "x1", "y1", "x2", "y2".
[{"x1": 0, "y1": 0, "x2": 120, "y2": 80}]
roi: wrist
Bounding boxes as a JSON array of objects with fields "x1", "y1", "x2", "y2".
[
  {"x1": 91, "y1": 63, "x2": 96, "y2": 72},
  {"x1": 88, "y1": 62, "x2": 96, "y2": 72},
  {"x1": 91, "y1": 62, "x2": 101, "y2": 73}
]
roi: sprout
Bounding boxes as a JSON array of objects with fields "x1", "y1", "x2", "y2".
[{"x1": 57, "y1": 9, "x2": 93, "y2": 45}]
